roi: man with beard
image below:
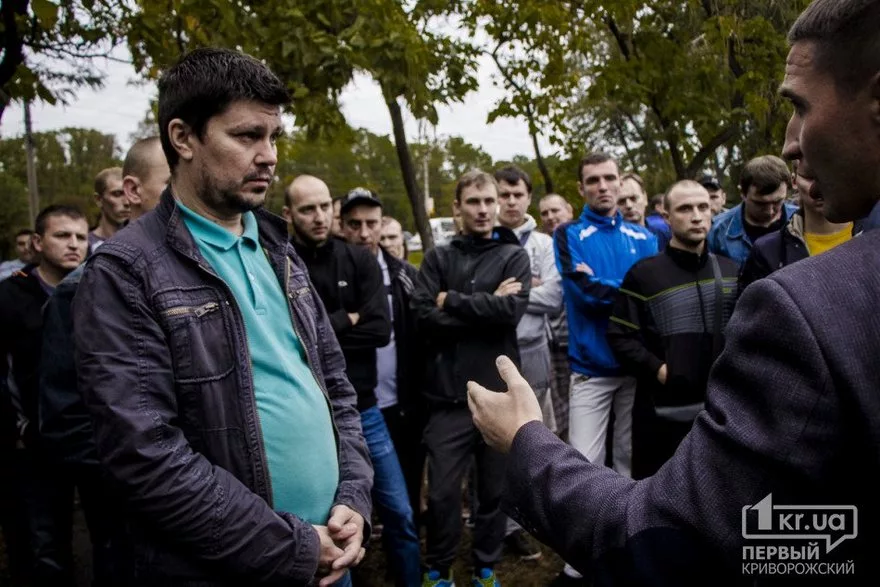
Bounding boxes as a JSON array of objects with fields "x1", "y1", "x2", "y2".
[
  {"x1": 73, "y1": 49, "x2": 373, "y2": 587},
  {"x1": 0, "y1": 204, "x2": 89, "y2": 586},
  {"x1": 88, "y1": 167, "x2": 129, "y2": 250},
  {"x1": 466, "y1": 0, "x2": 880, "y2": 583},
  {"x1": 739, "y1": 163, "x2": 861, "y2": 292},
  {"x1": 607, "y1": 181, "x2": 738, "y2": 478}
]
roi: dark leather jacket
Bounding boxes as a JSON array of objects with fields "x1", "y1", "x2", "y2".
[{"x1": 73, "y1": 189, "x2": 373, "y2": 586}]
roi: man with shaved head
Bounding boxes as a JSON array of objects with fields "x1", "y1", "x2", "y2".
[
  {"x1": 284, "y1": 178, "x2": 405, "y2": 583},
  {"x1": 607, "y1": 181, "x2": 738, "y2": 478}
]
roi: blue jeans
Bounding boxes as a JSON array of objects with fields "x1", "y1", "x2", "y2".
[
  {"x1": 360, "y1": 406, "x2": 422, "y2": 586},
  {"x1": 332, "y1": 572, "x2": 352, "y2": 587}
]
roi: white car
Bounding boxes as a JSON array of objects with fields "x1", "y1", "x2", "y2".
[{"x1": 406, "y1": 217, "x2": 457, "y2": 251}]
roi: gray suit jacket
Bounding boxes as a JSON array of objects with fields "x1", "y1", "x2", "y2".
[{"x1": 505, "y1": 229, "x2": 880, "y2": 585}]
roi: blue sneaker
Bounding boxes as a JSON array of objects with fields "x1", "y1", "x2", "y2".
[
  {"x1": 423, "y1": 569, "x2": 455, "y2": 587},
  {"x1": 472, "y1": 568, "x2": 500, "y2": 586}
]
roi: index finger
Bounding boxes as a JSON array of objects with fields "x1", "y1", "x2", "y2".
[{"x1": 332, "y1": 537, "x2": 364, "y2": 570}]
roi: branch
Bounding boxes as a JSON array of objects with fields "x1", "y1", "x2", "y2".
[
  {"x1": 0, "y1": 0, "x2": 27, "y2": 105},
  {"x1": 26, "y1": 42, "x2": 130, "y2": 65},
  {"x1": 487, "y1": 41, "x2": 537, "y2": 122},
  {"x1": 686, "y1": 124, "x2": 737, "y2": 178},
  {"x1": 604, "y1": 15, "x2": 631, "y2": 60}
]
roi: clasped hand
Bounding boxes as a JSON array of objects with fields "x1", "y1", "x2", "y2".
[{"x1": 313, "y1": 505, "x2": 366, "y2": 586}]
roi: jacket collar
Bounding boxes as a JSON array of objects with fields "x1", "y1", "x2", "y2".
[
  {"x1": 509, "y1": 215, "x2": 538, "y2": 240},
  {"x1": 290, "y1": 234, "x2": 342, "y2": 261},
  {"x1": 580, "y1": 206, "x2": 623, "y2": 229},
  {"x1": 722, "y1": 202, "x2": 795, "y2": 242},
  {"x1": 665, "y1": 243, "x2": 708, "y2": 271},
  {"x1": 452, "y1": 225, "x2": 520, "y2": 250},
  {"x1": 156, "y1": 187, "x2": 292, "y2": 267},
  {"x1": 380, "y1": 246, "x2": 404, "y2": 274}
]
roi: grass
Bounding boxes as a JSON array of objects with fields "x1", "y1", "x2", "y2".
[{"x1": 407, "y1": 250, "x2": 424, "y2": 268}]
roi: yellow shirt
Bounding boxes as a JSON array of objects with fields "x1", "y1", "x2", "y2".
[{"x1": 804, "y1": 223, "x2": 853, "y2": 256}]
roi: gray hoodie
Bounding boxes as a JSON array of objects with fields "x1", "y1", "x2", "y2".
[{"x1": 511, "y1": 215, "x2": 563, "y2": 346}]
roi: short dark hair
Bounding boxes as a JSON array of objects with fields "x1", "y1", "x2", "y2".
[
  {"x1": 788, "y1": 0, "x2": 880, "y2": 95},
  {"x1": 739, "y1": 155, "x2": 790, "y2": 196},
  {"x1": 94, "y1": 167, "x2": 122, "y2": 196},
  {"x1": 455, "y1": 169, "x2": 498, "y2": 202},
  {"x1": 15, "y1": 228, "x2": 34, "y2": 239},
  {"x1": 34, "y1": 205, "x2": 86, "y2": 236},
  {"x1": 578, "y1": 152, "x2": 617, "y2": 182},
  {"x1": 649, "y1": 193, "x2": 665, "y2": 209},
  {"x1": 157, "y1": 48, "x2": 290, "y2": 170},
  {"x1": 494, "y1": 166, "x2": 532, "y2": 193},
  {"x1": 123, "y1": 136, "x2": 163, "y2": 180}
]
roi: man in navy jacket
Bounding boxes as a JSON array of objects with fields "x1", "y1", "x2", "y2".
[{"x1": 468, "y1": 0, "x2": 880, "y2": 583}]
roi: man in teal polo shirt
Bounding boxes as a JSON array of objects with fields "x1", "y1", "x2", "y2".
[
  {"x1": 177, "y1": 201, "x2": 340, "y2": 524},
  {"x1": 73, "y1": 48, "x2": 372, "y2": 587}
]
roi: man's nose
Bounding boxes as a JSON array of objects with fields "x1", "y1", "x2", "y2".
[
  {"x1": 255, "y1": 139, "x2": 278, "y2": 167},
  {"x1": 782, "y1": 113, "x2": 801, "y2": 163}
]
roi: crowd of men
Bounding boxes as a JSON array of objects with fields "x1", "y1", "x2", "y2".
[{"x1": 0, "y1": 1, "x2": 875, "y2": 583}]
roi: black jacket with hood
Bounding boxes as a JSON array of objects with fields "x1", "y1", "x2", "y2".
[{"x1": 411, "y1": 227, "x2": 531, "y2": 406}]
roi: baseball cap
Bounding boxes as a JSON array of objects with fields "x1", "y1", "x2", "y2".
[
  {"x1": 340, "y1": 187, "x2": 382, "y2": 215},
  {"x1": 697, "y1": 174, "x2": 722, "y2": 191}
]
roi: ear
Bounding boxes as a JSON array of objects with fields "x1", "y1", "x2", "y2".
[
  {"x1": 168, "y1": 118, "x2": 196, "y2": 164},
  {"x1": 870, "y1": 71, "x2": 880, "y2": 126},
  {"x1": 662, "y1": 210, "x2": 670, "y2": 222},
  {"x1": 577, "y1": 181, "x2": 585, "y2": 199},
  {"x1": 452, "y1": 198, "x2": 461, "y2": 214},
  {"x1": 32, "y1": 233, "x2": 44, "y2": 254},
  {"x1": 123, "y1": 175, "x2": 142, "y2": 207},
  {"x1": 280, "y1": 206, "x2": 292, "y2": 223}
]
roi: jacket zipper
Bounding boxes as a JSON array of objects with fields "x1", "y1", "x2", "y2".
[
  {"x1": 284, "y1": 258, "x2": 341, "y2": 448},
  {"x1": 160, "y1": 301, "x2": 219, "y2": 318},
  {"x1": 190, "y1": 261, "x2": 275, "y2": 508}
]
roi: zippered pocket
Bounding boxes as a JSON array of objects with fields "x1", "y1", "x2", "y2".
[{"x1": 161, "y1": 302, "x2": 220, "y2": 318}]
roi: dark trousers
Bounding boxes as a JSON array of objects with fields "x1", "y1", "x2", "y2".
[
  {"x1": 381, "y1": 404, "x2": 427, "y2": 527},
  {"x1": 631, "y1": 394, "x2": 695, "y2": 480},
  {"x1": 423, "y1": 406, "x2": 506, "y2": 572},
  {"x1": 7, "y1": 447, "x2": 127, "y2": 587},
  {"x1": 1, "y1": 447, "x2": 34, "y2": 584},
  {"x1": 15, "y1": 447, "x2": 76, "y2": 587},
  {"x1": 73, "y1": 464, "x2": 131, "y2": 587}
]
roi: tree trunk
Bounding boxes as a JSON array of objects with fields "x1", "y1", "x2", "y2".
[
  {"x1": 0, "y1": 0, "x2": 27, "y2": 127},
  {"x1": 530, "y1": 130, "x2": 554, "y2": 193},
  {"x1": 385, "y1": 94, "x2": 434, "y2": 250}
]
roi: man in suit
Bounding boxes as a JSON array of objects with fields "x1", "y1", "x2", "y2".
[{"x1": 466, "y1": 0, "x2": 880, "y2": 583}]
